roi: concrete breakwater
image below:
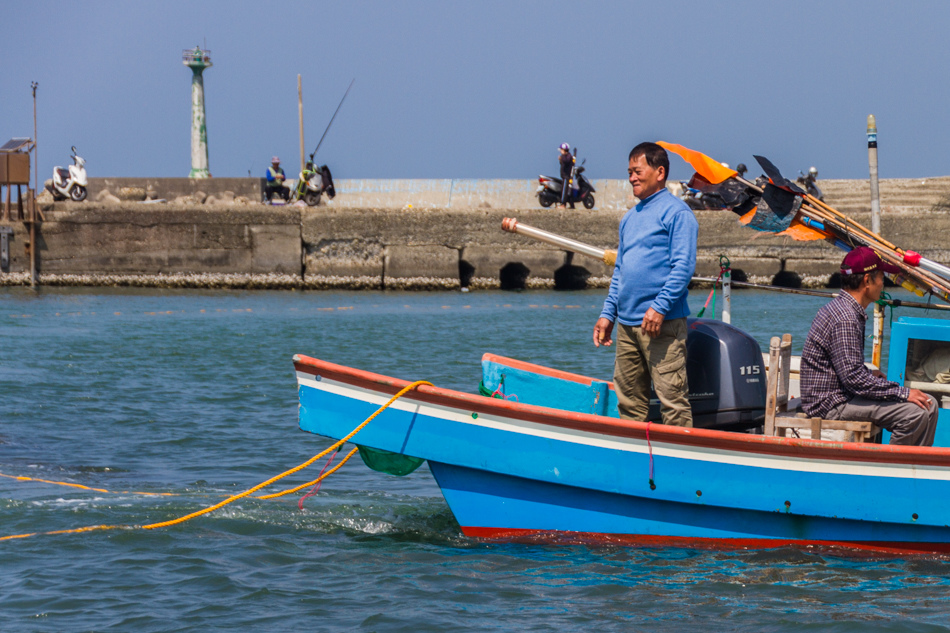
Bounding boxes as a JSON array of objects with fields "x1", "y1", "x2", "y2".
[{"x1": 2, "y1": 177, "x2": 950, "y2": 290}]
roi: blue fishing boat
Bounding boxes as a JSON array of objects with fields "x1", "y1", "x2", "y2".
[{"x1": 295, "y1": 316, "x2": 950, "y2": 555}]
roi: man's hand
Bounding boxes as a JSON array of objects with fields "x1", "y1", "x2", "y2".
[
  {"x1": 871, "y1": 369, "x2": 885, "y2": 378},
  {"x1": 641, "y1": 307, "x2": 665, "y2": 338},
  {"x1": 593, "y1": 317, "x2": 614, "y2": 347},
  {"x1": 907, "y1": 388, "x2": 934, "y2": 410}
]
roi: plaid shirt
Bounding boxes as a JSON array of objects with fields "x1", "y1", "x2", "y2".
[{"x1": 800, "y1": 292, "x2": 909, "y2": 418}]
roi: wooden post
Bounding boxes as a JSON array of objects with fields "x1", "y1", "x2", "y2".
[
  {"x1": 298, "y1": 74, "x2": 305, "y2": 175},
  {"x1": 868, "y1": 115, "x2": 884, "y2": 362},
  {"x1": 868, "y1": 115, "x2": 881, "y2": 235},
  {"x1": 4, "y1": 164, "x2": 10, "y2": 222},
  {"x1": 32, "y1": 81, "x2": 38, "y2": 202},
  {"x1": 764, "y1": 336, "x2": 781, "y2": 436},
  {"x1": 872, "y1": 302, "x2": 885, "y2": 369},
  {"x1": 29, "y1": 199, "x2": 36, "y2": 288},
  {"x1": 779, "y1": 333, "x2": 792, "y2": 405}
]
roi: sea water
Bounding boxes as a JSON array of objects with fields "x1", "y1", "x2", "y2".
[{"x1": 1, "y1": 286, "x2": 949, "y2": 631}]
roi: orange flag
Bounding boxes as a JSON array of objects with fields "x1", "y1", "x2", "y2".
[{"x1": 656, "y1": 141, "x2": 737, "y2": 184}]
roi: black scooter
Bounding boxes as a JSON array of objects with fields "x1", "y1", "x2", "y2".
[{"x1": 536, "y1": 155, "x2": 595, "y2": 209}]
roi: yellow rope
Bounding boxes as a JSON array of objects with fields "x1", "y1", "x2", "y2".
[
  {"x1": 256, "y1": 447, "x2": 360, "y2": 499},
  {"x1": 0, "y1": 380, "x2": 431, "y2": 541},
  {"x1": 0, "y1": 472, "x2": 178, "y2": 496},
  {"x1": 142, "y1": 380, "x2": 429, "y2": 529}
]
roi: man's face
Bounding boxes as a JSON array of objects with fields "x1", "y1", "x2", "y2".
[
  {"x1": 866, "y1": 270, "x2": 885, "y2": 302},
  {"x1": 628, "y1": 154, "x2": 665, "y2": 200}
]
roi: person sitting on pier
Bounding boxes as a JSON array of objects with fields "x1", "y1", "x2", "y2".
[
  {"x1": 800, "y1": 247, "x2": 938, "y2": 446},
  {"x1": 264, "y1": 156, "x2": 290, "y2": 203}
]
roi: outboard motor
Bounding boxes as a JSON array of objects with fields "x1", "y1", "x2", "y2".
[
  {"x1": 481, "y1": 318, "x2": 767, "y2": 433},
  {"x1": 645, "y1": 318, "x2": 766, "y2": 431}
]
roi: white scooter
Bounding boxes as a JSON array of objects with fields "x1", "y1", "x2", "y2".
[{"x1": 46, "y1": 146, "x2": 88, "y2": 201}]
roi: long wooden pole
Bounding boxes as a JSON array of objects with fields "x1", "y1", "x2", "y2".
[
  {"x1": 868, "y1": 115, "x2": 884, "y2": 365},
  {"x1": 31, "y1": 81, "x2": 38, "y2": 288},
  {"x1": 298, "y1": 74, "x2": 305, "y2": 175},
  {"x1": 868, "y1": 115, "x2": 881, "y2": 235}
]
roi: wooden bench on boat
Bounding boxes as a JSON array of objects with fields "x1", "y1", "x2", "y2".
[{"x1": 764, "y1": 333, "x2": 881, "y2": 443}]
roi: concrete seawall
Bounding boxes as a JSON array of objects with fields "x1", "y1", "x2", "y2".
[{"x1": 2, "y1": 177, "x2": 950, "y2": 289}]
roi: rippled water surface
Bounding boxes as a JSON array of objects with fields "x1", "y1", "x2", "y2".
[{"x1": 2, "y1": 286, "x2": 950, "y2": 632}]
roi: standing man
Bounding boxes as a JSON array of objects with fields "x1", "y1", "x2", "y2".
[
  {"x1": 265, "y1": 156, "x2": 290, "y2": 203},
  {"x1": 558, "y1": 143, "x2": 575, "y2": 209},
  {"x1": 800, "y1": 247, "x2": 938, "y2": 446},
  {"x1": 593, "y1": 142, "x2": 698, "y2": 426}
]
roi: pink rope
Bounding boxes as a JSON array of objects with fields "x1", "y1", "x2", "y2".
[
  {"x1": 298, "y1": 449, "x2": 339, "y2": 509},
  {"x1": 490, "y1": 386, "x2": 519, "y2": 402}
]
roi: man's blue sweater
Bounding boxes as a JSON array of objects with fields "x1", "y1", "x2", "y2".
[{"x1": 600, "y1": 187, "x2": 698, "y2": 326}]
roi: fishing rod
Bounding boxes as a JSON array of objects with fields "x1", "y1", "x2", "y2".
[{"x1": 308, "y1": 79, "x2": 355, "y2": 162}]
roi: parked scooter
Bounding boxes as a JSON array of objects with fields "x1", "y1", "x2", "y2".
[
  {"x1": 796, "y1": 166, "x2": 823, "y2": 201},
  {"x1": 537, "y1": 154, "x2": 595, "y2": 209},
  {"x1": 291, "y1": 161, "x2": 336, "y2": 206},
  {"x1": 46, "y1": 146, "x2": 88, "y2": 201}
]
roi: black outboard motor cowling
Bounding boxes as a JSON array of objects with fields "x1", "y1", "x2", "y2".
[{"x1": 645, "y1": 318, "x2": 766, "y2": 431}]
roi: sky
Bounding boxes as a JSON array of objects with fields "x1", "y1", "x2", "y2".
[{"x1": 3, "y1": 0, "x2": 950, "y2": 182}]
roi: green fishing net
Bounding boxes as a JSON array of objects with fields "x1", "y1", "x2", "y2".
[{"x1": 357, "y1": 446, "x2": 425, "y2": 476}]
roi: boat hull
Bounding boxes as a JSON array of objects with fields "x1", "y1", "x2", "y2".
[{"x1": 295, "y1": 354, "x2": 950, "y2": 554}]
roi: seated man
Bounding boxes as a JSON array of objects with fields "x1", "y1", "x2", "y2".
[
  {"x1": 264, "y1": 156, "x2": 290, "y2": 203},
  {"x1": 801, "y1": 247, "x2": 938, "y2": 446}
]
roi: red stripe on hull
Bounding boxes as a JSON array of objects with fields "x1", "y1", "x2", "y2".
[{"x1": 460, "y1": 526, "x2": 950, "y2": 556}]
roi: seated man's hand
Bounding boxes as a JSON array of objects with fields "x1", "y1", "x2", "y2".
[
  {"x1": 641, "y1": 307, "x2": 665, "y2": 338},
  {"x1": 907, "y1": 388, "x2": 934, "y2": 410},
  {"x1": 593, "y1": 317, "x2": 613, "y2": 347}
]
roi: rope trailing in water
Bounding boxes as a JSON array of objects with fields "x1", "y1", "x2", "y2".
[
  {"x1": 0, "y1": 380, "x2": 432, "y2": 541},
  {"x1": 0, "y1": 472, "x2": 178, "y2": 496},
  {"x1": 257, "y1": 446, "x2": 360, "y2": 500},
  {"x1": 142, "y1": 380, "x2": 431, "y2": 529}
]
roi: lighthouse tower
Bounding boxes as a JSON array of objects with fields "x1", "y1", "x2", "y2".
[{"x1": 182, "y1": 46, "x2": 212, "y2": 178}]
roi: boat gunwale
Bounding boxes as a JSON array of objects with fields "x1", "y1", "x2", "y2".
[
  {"x1": 481, "y1": 352, "x2": 617, "y2": 390},
  {"x1": 293, "y1": 354, "x2": 950, "y2": 468}
]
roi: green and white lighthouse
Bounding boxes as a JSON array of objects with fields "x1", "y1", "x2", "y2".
[{"x1": 182, "y1": 46, "x2": 212, "y2": 178}]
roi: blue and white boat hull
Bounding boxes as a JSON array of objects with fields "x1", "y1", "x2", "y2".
[{"x1": 295, "y1": 354, "x2": 950, "y2": 554}]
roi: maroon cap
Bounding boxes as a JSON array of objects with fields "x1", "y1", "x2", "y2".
[{"x1": 841, "y1": 246, "x2": 900, "y2": 275}]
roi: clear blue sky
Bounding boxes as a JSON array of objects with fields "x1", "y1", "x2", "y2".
[{"x1": 3, "y1": 0, "x2": 948, "y2": 182}]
